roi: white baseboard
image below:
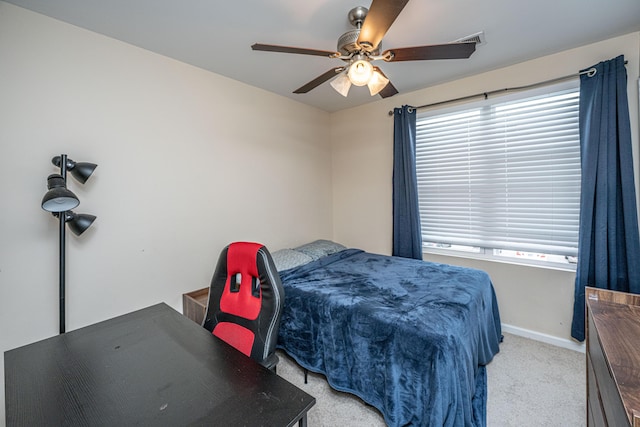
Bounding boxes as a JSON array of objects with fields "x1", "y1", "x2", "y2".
[{"x1": 501, "y1": 323, "x2": 585, "y2": 353}]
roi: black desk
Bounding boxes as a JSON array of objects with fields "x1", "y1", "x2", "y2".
[{"x1": 5, "y1": 303, "x2": 315, "y2": 426}]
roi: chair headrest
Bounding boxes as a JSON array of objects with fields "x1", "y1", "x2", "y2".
[{"x1": 227, "y1": 242, "x2": 264, "y2": 278}]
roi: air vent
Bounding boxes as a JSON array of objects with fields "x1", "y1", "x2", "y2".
[{"x1": 453, "y1": 31, "x2": 486, "y2": 46}]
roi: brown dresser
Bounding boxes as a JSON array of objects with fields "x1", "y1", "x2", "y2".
[{"x1": 586, "y1": 287, "x2": 640, "y2": 426}]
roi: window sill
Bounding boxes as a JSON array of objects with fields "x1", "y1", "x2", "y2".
[{"x1": 423, "y1": 247, "x2": 577, "y2": 273}]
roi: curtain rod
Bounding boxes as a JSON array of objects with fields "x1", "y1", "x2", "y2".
[{"x1": 387, "y1": 61, "x2": 627, "y2": 116}]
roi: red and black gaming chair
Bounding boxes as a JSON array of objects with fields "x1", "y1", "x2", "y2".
[{"x1": 202, "y1": 242, "x2": 285, "y2": 370}]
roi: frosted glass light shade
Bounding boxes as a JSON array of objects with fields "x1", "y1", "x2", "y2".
[
  {"x1": 368, "y1": 70, "x2": 390, "y2": 96},
  {"x1": 330, "y1": 72, "x2": 352, "y2": 97},
  {"x1": 347, "y1": 59, "x2": 373, "y2": 86}
]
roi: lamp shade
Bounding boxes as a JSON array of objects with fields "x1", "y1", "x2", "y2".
[
  {"x1": 52, "y1": 156, "x2": 98, "y2": 184},
  {"x1": 348, "y1": 58, "x2": 374, "y2": 86},
  {"x1": 367, "y1": 70, "x2": 390, "y2": 96},
  {"x1": 330, "y1": 71, "x2": 352, "y2": 97},
  {"x1": 41, "y1": 174, "x2": 79, "y2": 212},
  {"x1": 70, "y1": 162, "x2": 97, "y2": 184},
  {"x1": 65, "y1": 211, "x2": 96, "y2": 236}
]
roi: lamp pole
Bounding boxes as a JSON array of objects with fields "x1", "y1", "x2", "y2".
[
  {"x1": 58, "y1": 154, "x2": 68, "y2": 334},
  {"x1": 42, "y1": 153, "x2": 96, "y2": 334}
]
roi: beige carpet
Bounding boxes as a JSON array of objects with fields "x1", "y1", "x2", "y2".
[{"x1": 276, "y1": 332, "x2": 585, "y2": 426}]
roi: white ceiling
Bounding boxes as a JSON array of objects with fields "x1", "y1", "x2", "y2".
[{"x1": 5, "y1": 0, "x2": 640, "y2": 112}]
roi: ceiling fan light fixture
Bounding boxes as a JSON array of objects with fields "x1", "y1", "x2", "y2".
[
  {"x1": 367, "y1": 69, "x2": 390, "y2": 96},
  {"x1": 347, "y1": 57, "x2": 374, "y2": 86},
  {"x1": 330, "y1": 71, "x2": 352, "y2": 97},
  {"x1": 254, "y1": 1, "x2": 478, "y2": 100}
]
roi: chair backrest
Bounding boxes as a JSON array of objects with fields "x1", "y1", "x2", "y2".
[{"x1": 202, "y1": 242, "x2": 284, "y2": 368}]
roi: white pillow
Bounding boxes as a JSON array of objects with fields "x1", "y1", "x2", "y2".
[
  {"x1": 271, "y1": 249, "x2": 313, "y2": 271},
  {"x1": 294, "y1": 240, "x2": 346, "y2": 261}
]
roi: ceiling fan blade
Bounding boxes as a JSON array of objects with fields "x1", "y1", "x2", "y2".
[
  {"x1": 357, "y1": 0, "x2": 410, "y2": 52},
  {"x1": 378, "y1": 82, "x2": 399, "y2": 98},
  {"x1": 293, "y1": 67, "x2": 344, "y2": 94},
  {"x1": 383, "y1": 42, "x2": 476, "y2": 62},
  {"x1": 373, "y1": 67, "x2": 398, "y2": 98},
  {"x1": 252, "y1": 43, "x2": 340, "y2": 58}
]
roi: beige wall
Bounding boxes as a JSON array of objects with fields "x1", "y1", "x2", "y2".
[
  {"x1": 0, "y1": 3, "x2": 332, "y2": 418},
  {"x1": 331, "y1": 32, "x2": 640, "y2": 346}
]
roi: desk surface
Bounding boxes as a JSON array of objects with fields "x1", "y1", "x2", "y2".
[{"x1": 5, "y1": 303, "x2": 315, "y2": 426}]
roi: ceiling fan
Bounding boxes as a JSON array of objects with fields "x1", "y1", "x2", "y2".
[{"x1": 251, "y1": 0, "x2": 476, "y2": 98}]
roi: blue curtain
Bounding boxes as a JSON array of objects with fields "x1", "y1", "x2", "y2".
[
  {"x1": 571, "y1": 55, "x2": 640, "y2": 341},
  {"x1": 392, "y1": 105, "x2": 422, "y2": 259}
]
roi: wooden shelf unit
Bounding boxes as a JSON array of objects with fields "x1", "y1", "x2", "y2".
[{"x1": 182, "y1": 287, "x2": 209, "y2": 325}]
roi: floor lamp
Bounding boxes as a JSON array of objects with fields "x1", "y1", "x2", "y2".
[{"x1": 41, "y1": 154, "x2": 97, "y2": 334}]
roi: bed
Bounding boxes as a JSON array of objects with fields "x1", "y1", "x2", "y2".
[{"x1": 271, "y1": 240, "x2": 502, "y2": 427}]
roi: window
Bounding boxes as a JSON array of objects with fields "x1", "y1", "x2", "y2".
[{"x1": 416, "y1": 83, "x2": 581, "y2": 269}]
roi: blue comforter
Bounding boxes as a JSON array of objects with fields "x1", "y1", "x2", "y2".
[{"x1": 277, "y1": 249, "x2": 501, "y2": 427}]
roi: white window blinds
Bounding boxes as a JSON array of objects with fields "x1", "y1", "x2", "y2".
[{"x1": 415, "y1": 86, "x2": 581, "y2": 257}]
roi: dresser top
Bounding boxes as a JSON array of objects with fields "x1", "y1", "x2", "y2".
[{"x1": 587, "y1": 287, "x2": 640, "y2": 425}]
